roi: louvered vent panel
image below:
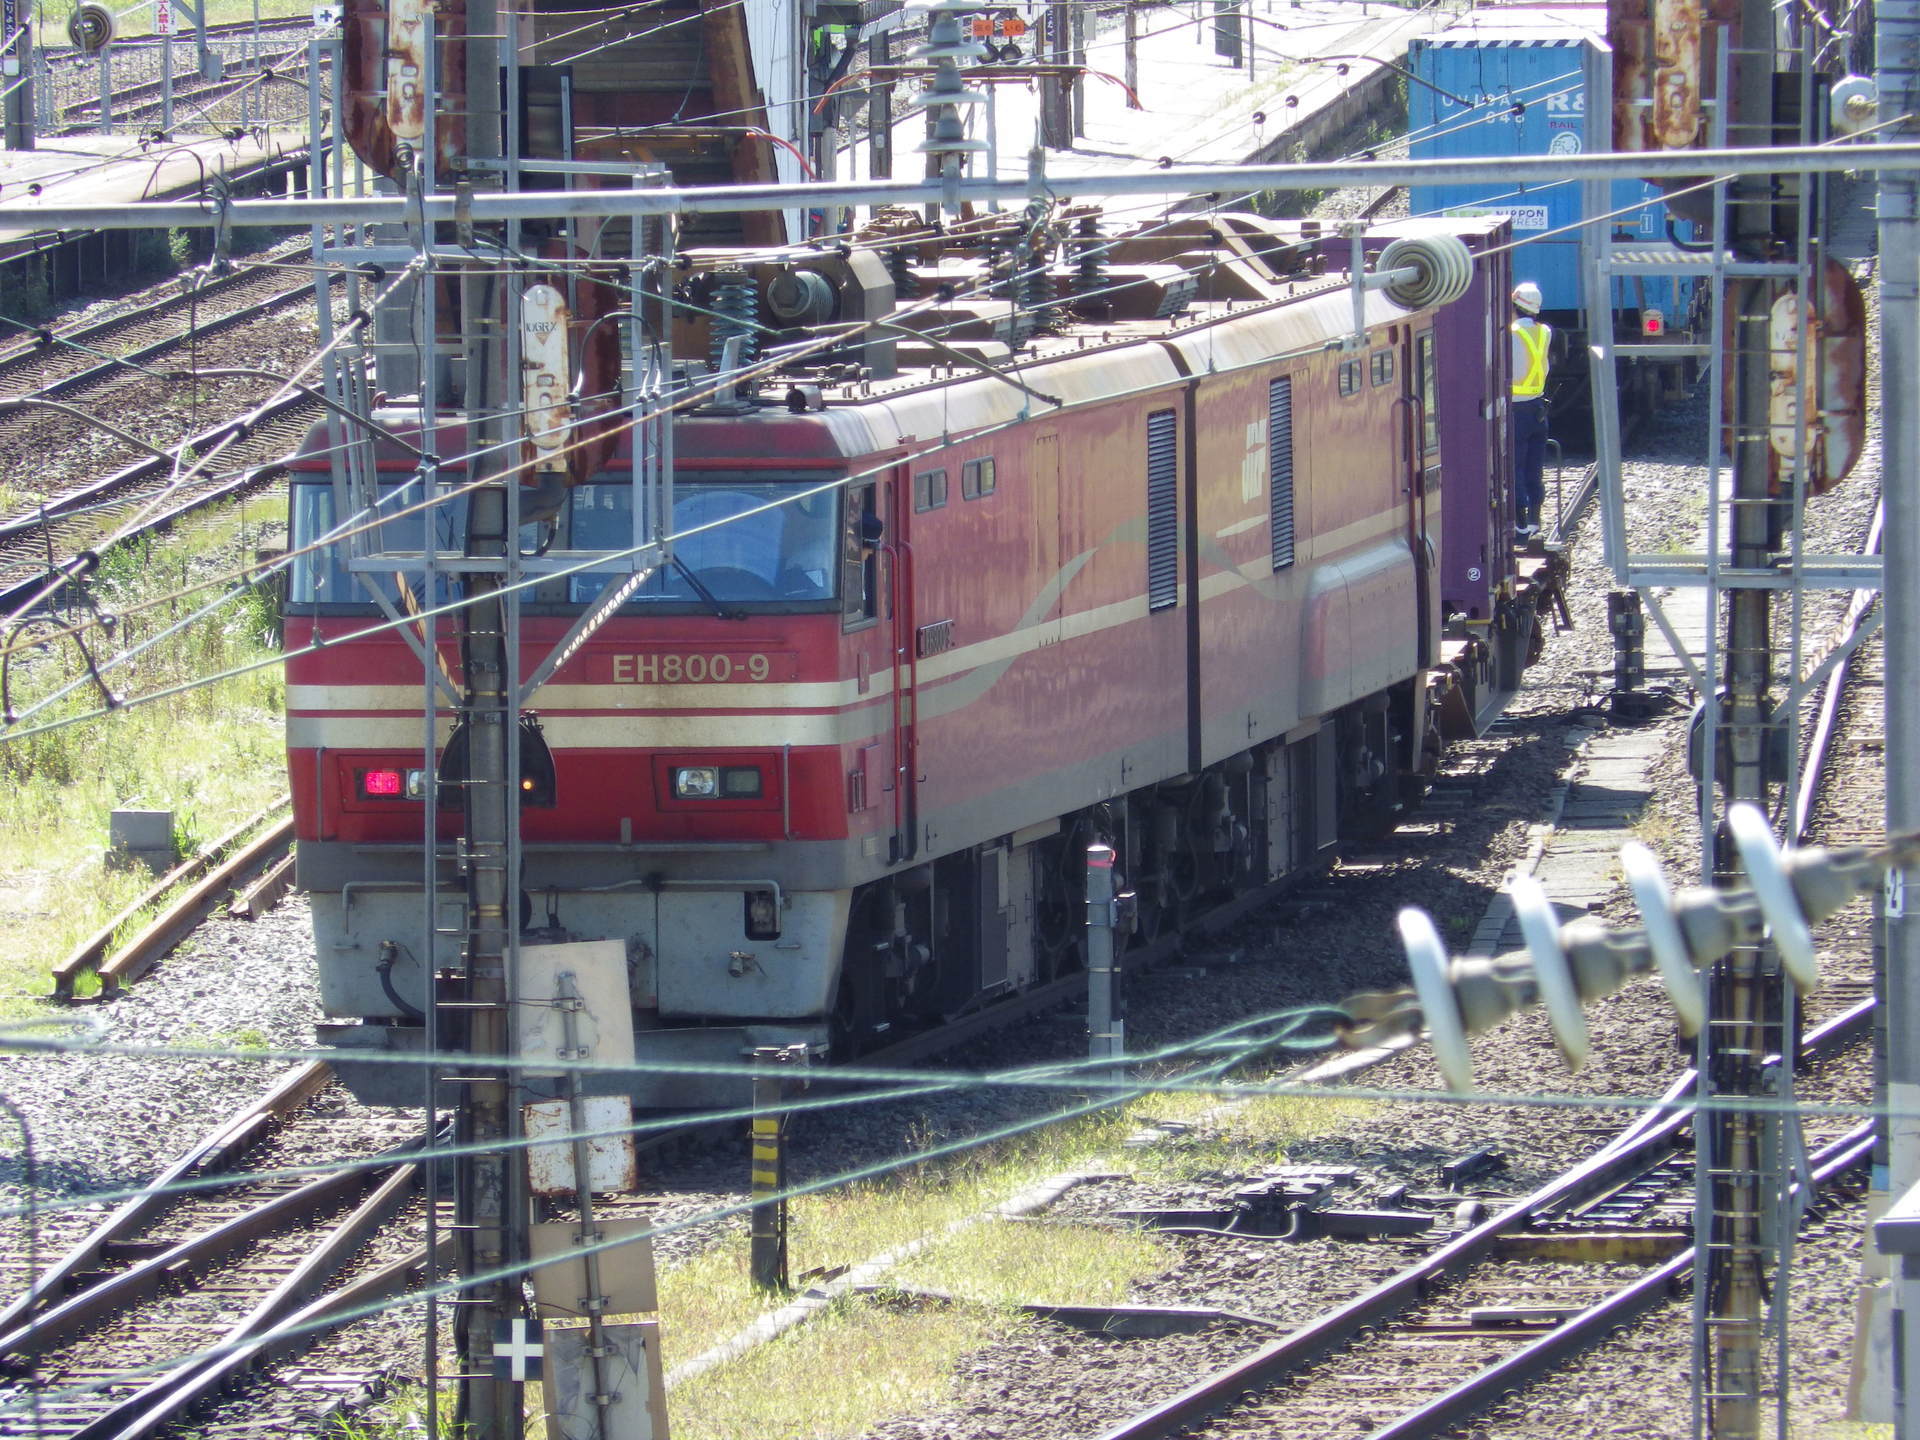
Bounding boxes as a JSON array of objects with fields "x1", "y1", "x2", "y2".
[
  {"x1": 1269, "y1": 377, "x2": 1295, "y2": 570},
  {"x1": 1146, "y1": 410, "x2": 1178, "y2": 611}
]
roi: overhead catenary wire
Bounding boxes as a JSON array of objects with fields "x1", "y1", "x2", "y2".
[
  {"x1": 0, "y1": 179, "x2": 1300, "y2": 670},
  {"x1": 3, "y1": 199, "x2": 1426, "y2": 738},
  {"x1": 2, "y1": 111, "x2": 1872, "y2": 725},
  {"x1": 3, "y1": 54, "x2": 1889, "y2": 732}
]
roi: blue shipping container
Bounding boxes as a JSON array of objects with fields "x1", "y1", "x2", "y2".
[{"x1": 1407, "y1": 27, "x2": 1688, "y2": 329}]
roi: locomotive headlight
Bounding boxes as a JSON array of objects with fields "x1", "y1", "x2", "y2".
[{"x1": 673, "y1": 766, "x2": 720, "y2": 798}]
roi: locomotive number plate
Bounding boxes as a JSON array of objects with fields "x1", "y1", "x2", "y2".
[{"x1": 611, "y1": 652, "x2": 789, "y2": 684}]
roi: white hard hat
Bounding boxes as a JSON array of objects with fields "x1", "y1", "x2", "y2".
[{"x1": 1512, "y1": 281, "x2": 1544, "y2": 315}]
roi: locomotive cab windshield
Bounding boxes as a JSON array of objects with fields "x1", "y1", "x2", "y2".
[
  {"x1": 287, "y1": 470, "x2": 847, "y2": 612},
  {"x1": 567, "y1": 478, "x2": 838, "y2": 606}
]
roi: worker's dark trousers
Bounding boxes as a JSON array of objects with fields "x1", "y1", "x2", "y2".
[{"x1": 1513, "y1": 396, "x2": 1548, "y2": 530}]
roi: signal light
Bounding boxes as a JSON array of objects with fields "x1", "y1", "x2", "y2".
[
  {"x1": 1642, "y1": 309, "x2": 1665, "y2": 337},
  {"x1": 438, "y1": 715, "x2": 559, "y2": 808}
]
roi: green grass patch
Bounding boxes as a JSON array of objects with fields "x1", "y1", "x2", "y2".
[
  {"x1": 0, "y1": 495, "x2": 287, "y2": 1014},
  {"x1": 669, "y1": 1292, "x2": 997, "y2": 1440},
  {"x1": 1119, "y1": 1085, "x2": 1376, "y2": 1182},
  {"x1": 899, "y1": 1215, "x2": 1163, "y2": 1307},
  {"x1": 643, "y1": 1078, "x2": 1371, "y2": 1438}
]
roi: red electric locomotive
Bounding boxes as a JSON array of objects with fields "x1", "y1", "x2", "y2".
[{"x1": 287, "y1": 210, "x2": 1534, "y2": 1107}]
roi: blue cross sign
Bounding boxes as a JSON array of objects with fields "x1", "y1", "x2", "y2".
[{"x1": 493, "y1": 1316, "x2": 544, "y2": 1383}]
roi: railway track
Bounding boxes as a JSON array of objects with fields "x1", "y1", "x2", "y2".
[
  {"x1": 39, "y1": 22, "x2": 323, "y2": 132},
  {"x1": 1089, "y1": 1000, "x2": 1874, "y2": 1440},
  {"x1": 0, "y1": 239, "x2": 329, "y2": 616},
  {"x1": 0, "y1": 1063, "x2": 430, "y2": 1440},
  {"x1": 0, "y1": 388, "x2": 317, "y2": 616},
  {"x1": 48, "y1": 806, "x2": 295, "y2": 1001},
  {"x1": 62, "y1": 44, "x2": 316, "y2": 132},
  {"x1": 0, "y1": 248, "x2": 316, "y2": 411}
]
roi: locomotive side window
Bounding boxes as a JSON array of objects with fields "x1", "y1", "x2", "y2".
[
  {"x1": 843, "y1": 481, "x2": 881, "y2": 628},
  {"x1": 1417, "y1": 331, "x2": 1440, "y2": 458},
  {"x1": 1146, "y1": 409, "x2": 1178, "y2": 612},
  {"x1": 913, "y1": 468, "x2": 948, "y2": 512},
  {"x1": 1370, "y1": 349, "x2": 1394, "y2": 387},
  {"x1": 961, "y1": 457, "x2": 996, "y2": 499},
  {"x1": 1269, "y1": 377, "x2": 1295, "y2": 570},
  {"x1": 1338, "y1": 360, "x2": 1362, "y2": 398}
]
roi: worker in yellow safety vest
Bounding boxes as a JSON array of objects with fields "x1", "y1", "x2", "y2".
[{"x1": 1510, "y1": 281, "x2": 1552, "y2": 542}]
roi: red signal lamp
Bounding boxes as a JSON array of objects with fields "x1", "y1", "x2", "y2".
[
  {"x1": 1642, "y1": 309, "x2": 1665, "y2": 337},
  {"x1": 362, "y1": 768, "x2": 404, "y2": 797}
]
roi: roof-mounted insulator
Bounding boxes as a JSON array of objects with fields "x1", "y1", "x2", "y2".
[{"x1": 904, "y1": 2, "x2": 989, "y2": 185}]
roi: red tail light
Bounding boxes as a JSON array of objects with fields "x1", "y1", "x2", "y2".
[
  {"x1": 1642, "y1": 309, "x2": 1665, "y2": 337},
  {"x1": 361, "y1": 769, "x2": 404, "y2": 797}
]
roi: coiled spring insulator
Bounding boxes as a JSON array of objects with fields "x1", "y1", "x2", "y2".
[{"x1": 709, "y1": 268, "x2": 759, "y2": 370}]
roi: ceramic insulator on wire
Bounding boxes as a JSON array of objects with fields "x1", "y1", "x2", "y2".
[
  {"x1": 1074, "y1": 214, "x2": 1107, "y2": 299},
  {"x1": 1389, "y1": 804, "x2": 1920, "y2": 1092},
  {"x1": 904, "y1": 2, "x2": 990, "y2": 180}
]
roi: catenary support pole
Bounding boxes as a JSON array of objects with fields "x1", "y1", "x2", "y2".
[
  {"x1": 1875, "y1": 0, "x2": 1920, "y2": 1429},
  {"x1": 1696, "y1": 0, "x2": 1786, "y2": 1428},
  {"x1": 2, "y1": 0, "x2": 32, "y2": 152},
  {"x1": 1042, "y1": 1, "x2": 1069, "y2": 148},
  {"x1": 450, "y1": 0, "x2": 528, "y2": 1428}
]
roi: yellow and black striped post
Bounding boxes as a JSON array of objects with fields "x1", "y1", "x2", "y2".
[{"x1": 749, "y1": 1045, "x2": 804, "y2": 1292}]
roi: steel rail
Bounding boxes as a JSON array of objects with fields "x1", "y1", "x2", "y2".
[
  {"x1": 47, "y1": 808, "x2": 291, "y2": 999},
  {"x1": 0, "y1": 1060, "x2": 332, "y2": 1339},
  {"x1": 1365, "y1": 1120, "x2": 1876, "y2": 1440},
  {"x1": 1547, "y1": 461, "x2": 1602, "y2": 548},
  {"x1": 0, "y1": 387, "x2": 313, "y2": 545},
  {"x1": 0, "y1": 242, "x2": 311, "y2": 370},
  {"x1": 1087, "y1": 999, "x2": 1873, "y2": 1440},
  {"x1": 54, "y1": 44, "x2": 309, "y2": 125},
  {"x1": 865, "y1": 867, "x2": 1314, "y2": 1073},
  {"x1": 0, "y1": 398, "x2": 318, "y2": 615},
  {"x1": 72, "y1": 1165, "x2": 421, "y2": 1440},
  {"x1": 0, "y1": 279, "x2": 321, "y2": 410},
  {"x1": 0, "y1": 1137, "x2": 402, "y2": 1358},
  {"x1": 38, "y1": 17, "x2": 328, "y2": 75},
  {"x1": 1793, "y1": 502, "x2": 1885, "y2": 843},
  {"x1": 93, "y1": 816, "x2": 296, "y2": 994}
]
